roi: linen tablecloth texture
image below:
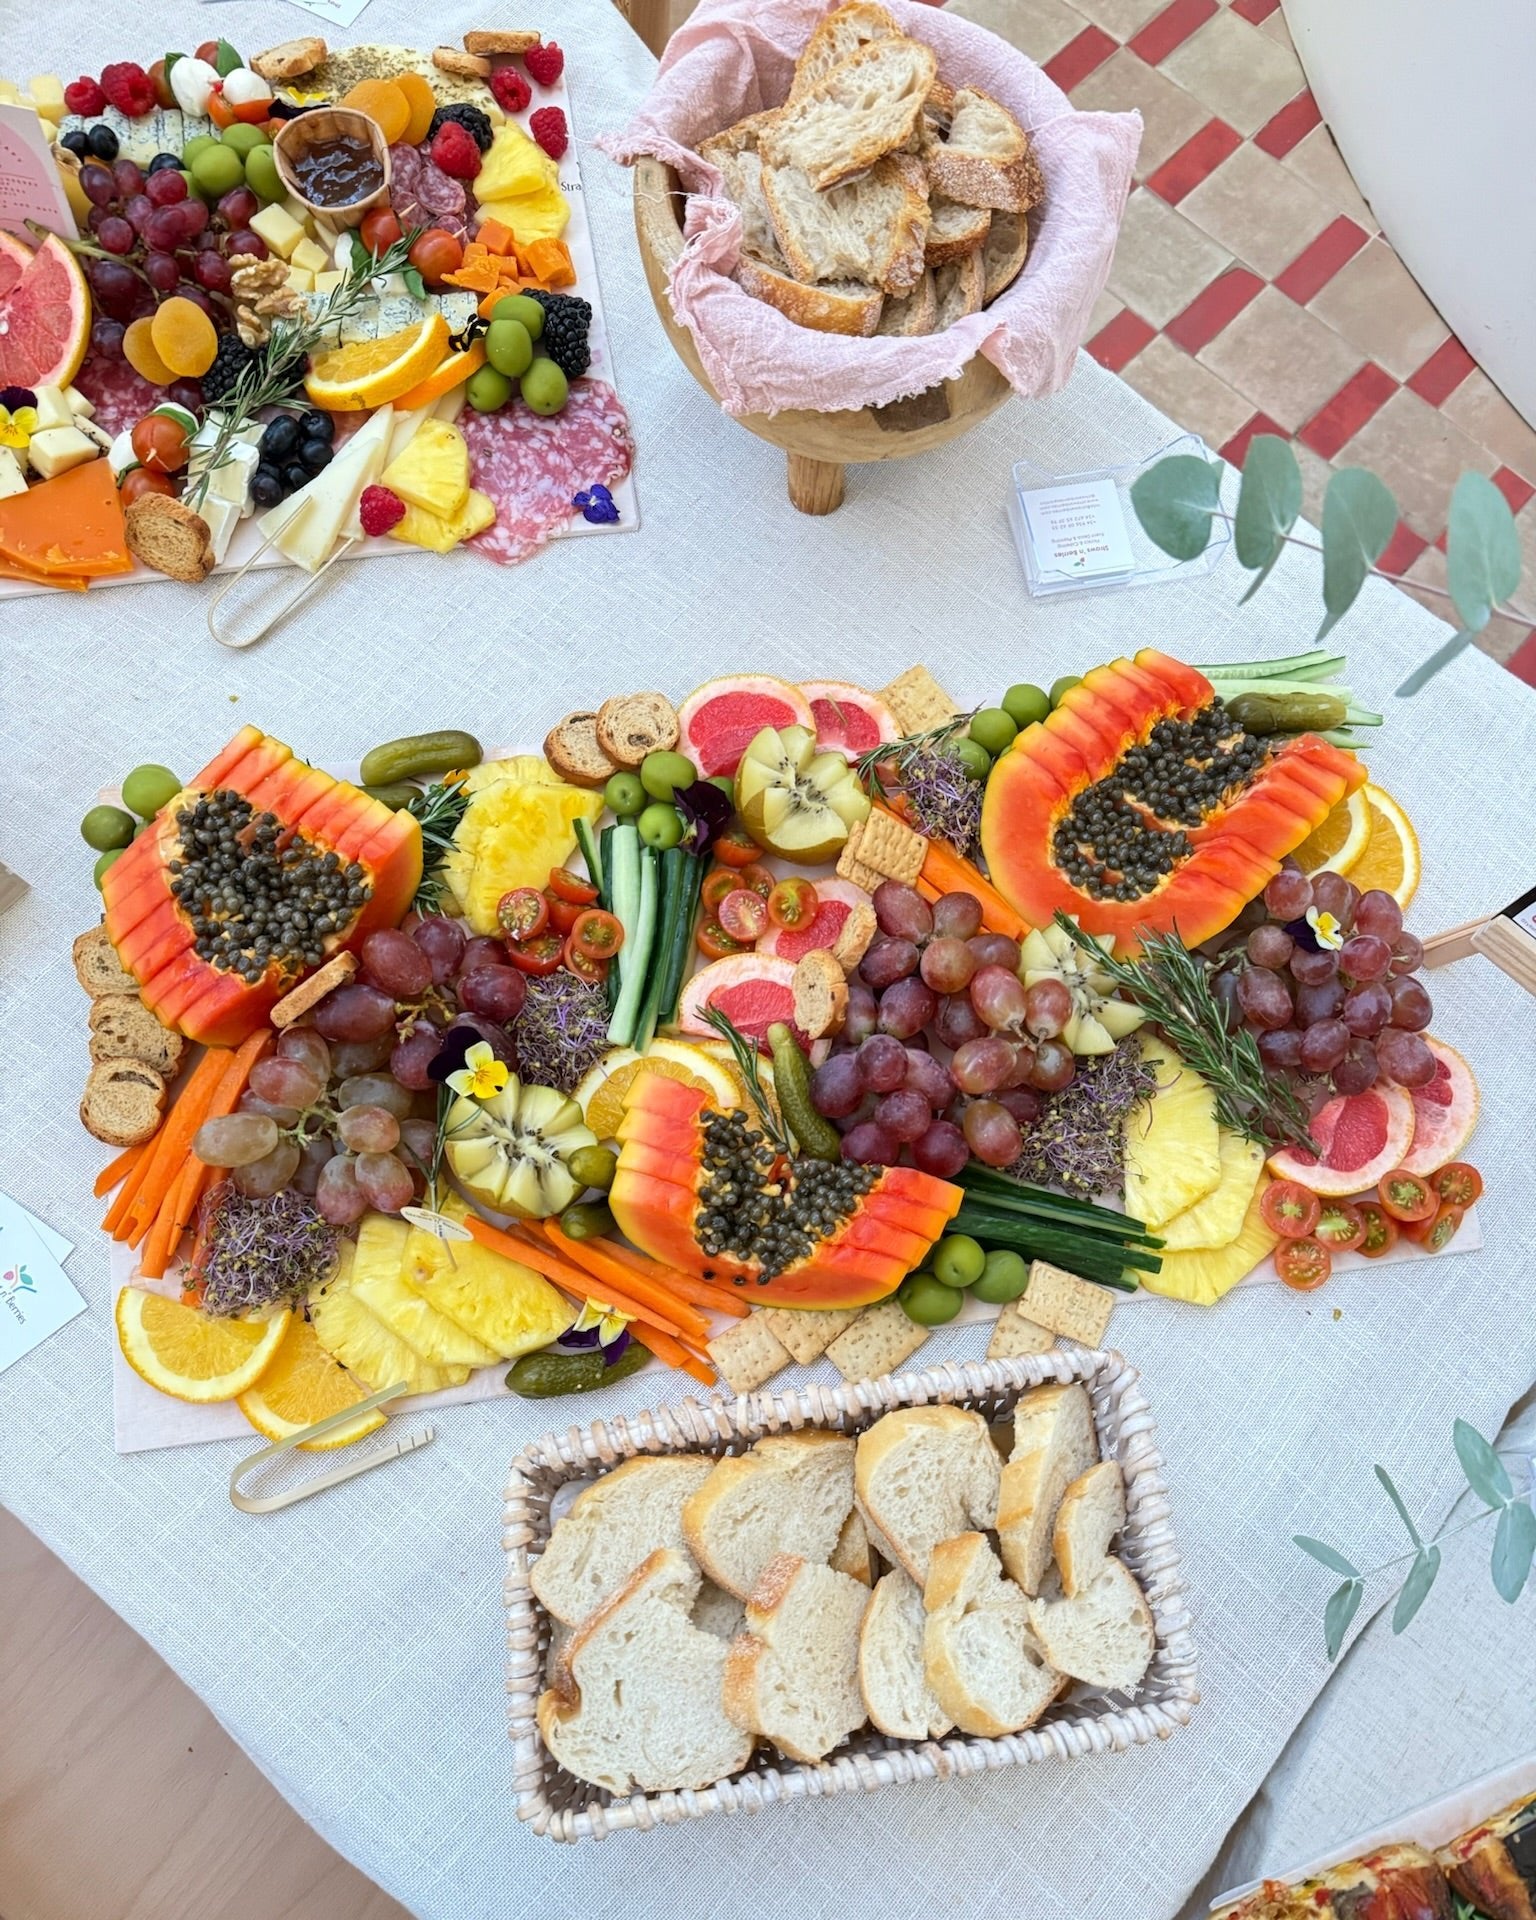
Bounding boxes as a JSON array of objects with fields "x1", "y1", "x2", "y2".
[{"x1": 2, "y1": 3, "x2": 1535, "y2": 1917}]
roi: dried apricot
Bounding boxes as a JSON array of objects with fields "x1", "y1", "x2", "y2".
[
  {"x1": 149, "y1": 297, "x2": 218, "y2": 378},
  {"x1": 393, "y1": 71, "x2": 437, "y2": 147},
  {"x1": 343, "y1": 78, "x2": 410, "y2": 146},
  {"x1": 123, "y1": 315, "x2": 177, "y2": 386}
]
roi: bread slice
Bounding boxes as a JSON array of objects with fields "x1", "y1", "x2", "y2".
[
  {"x1": 996, "y1": 1383, "x2": 1099, "y2": 1596},
  {"x1": 683, "y1": 1429, "x2": 855, "y2": 1601},
  {"x1": 529, "y1": 1454, "x2": 716, "y2": 1625},
  {"x1": 79, "y1": 1058, "x2": 168, "y2": 1146},
  {"x1": 123, "y1": 495, "x2": 215, "y2": 583},
  {"x1": 692, "y1": 1579, "x2": 747, "y2": 1640},
  {"x1": 830, "y1": 1505, "x2": 873, "y2": 1584},
  {"x1": 595, "y1": 693, "x2": 680, "y2": 767},
  {"x1": 723, "y1": 1553, "x2": 869, "y2": 1762},
  {"x1": 73, "y1": 925, "x2": 139, "y2": 998},
  {"x1": 251, "y1": 35, "x2": 326, "y2": 81},
  {"x1": 788, "y1": 0, "x2": 902, "y2": 102},
  {"x1": 792, "y1": 948, "x2": 848, "y2": 1040},
  {"x1": 270, "y1": 951, "x2": 356, "y2": 1030},
  {"x1": 1027, "y1": 1557, "x2": 1154, "y2": 1693},
  {"x1": 87, "y1": 993, "x2": 185, "y2": 1074},
  {"x1": 761, "y1": 153, "x2": 929, "y2": 296},
  {"x1": 462, "y1": 30, "x2": 541, "y2": 54},
  {"x1": 932, "y1": 250, "x2": 985, "y2": 329},
  {"x1": 736, "y1": 253, "x2": 886, "y2": 338},
  {"x1": 538, "y1": 1549, "x2": 754, "y2": 1793},
  {"x1": 923, "y1": 1532, "x2": 1061, "y2": 1736},
  {"x1": 854, "y1": 1403, "x2": 1001, "y2": 1587},
  {"x1": 860, "y1": 1568, "x2": 952, "y2": 1739},
  {"x1": 926, "y1": 87, "x2": 1044, "y2": 214},
  {"x1": 981, "y1": 206, "x2": 1030, "y2": 302},
  {"x1": 764, "y1": 38, "x2": 937, "y2": 192},
  {"x1": 542, "y1": 711, "x2": 617, "y2": 789},
  {"x1": 924, "y1": 198, "x2": 991, "y2": 267},
  {"x1": 1054, "y1": 1459, "x2": 1125, "y2": 1597}
]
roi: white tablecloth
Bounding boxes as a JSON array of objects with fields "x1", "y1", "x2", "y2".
[{"x1": 3, "y1": 3, "x2": 1536, "y2": 1916}]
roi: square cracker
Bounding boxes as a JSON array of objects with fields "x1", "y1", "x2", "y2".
[
  {"x1": 708, "y1": 1315, "x2": 791, "y2": 1393},
  {"x1": 826, "y1": 1302, "x2": 930, "y2": 1382},
  {"x1": 758, "y1": 1305, "x2": 862, "y2": 1365},
  {"x1": 880, "y1": 664, "x2": 959, "y2": 734},
  {"x1": 1021, "y1": 1260, "x2": 1116, "y2": 1347},
  {"x1": 857, "y1": 810, "x2": 926, "y2": 887},
  {"x1": 986, "y1": 1300, "x2": 1058, "y2": 1360},
  {"x1": 835, "y1": 820, "x2": 884, "y2": 892}
]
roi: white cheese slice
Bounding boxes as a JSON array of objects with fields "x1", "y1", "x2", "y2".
[
  {"x1": 387, "y1": 404, "x2": 436, "y2": 465},
  {"x1": 434, "y1": 385, "x2": 467, "y2": 426},
  {"x1": 63, "y1": 384, "x2": 93, "y2": 419},
  {"x1": 26, "y1": 425, "x2": 98, "y2": 479},
  {"x1": 197, "y1": 492, "x2": 241, "y2": 565},
  {"x1": 0, "y1": 446, "x2": 27, "y2": 499},
  {"x1": 259, "y1": 405, "x2": 393, "y2": 572},
  {"x1": 30, "y1": 386, "x2": 73, "y2": 432}
]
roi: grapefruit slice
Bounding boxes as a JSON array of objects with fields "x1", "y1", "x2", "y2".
[
  {"x1": 800, "y1": 680, "x2": 899, "y2": 759},
  {"x1": 1399, "y1": 1037, "x2": 1478, "y2": 1176},
  {"x1": 1267, "y1": 1085, "x2": 1415, "y2": 1196},
  {"x1": 757, "y1": 877, "x2": 870, "y2": 963},
  {"x1": 677, "y1": 952, "x2": 799, "y2": 1048},
  {"x1": 677, "y1": 674, "x2": 814, "y2": 779},
  {"x1": 0, "y1": 232, "x2": 90, "y2": 389},
  {"x1": 0, "y1": 230, "x2": 32, "y2": 300}
]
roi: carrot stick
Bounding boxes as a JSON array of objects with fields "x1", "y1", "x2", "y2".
[
  {"x1": 892, "y1": 807, "x2": 1030, "y2": 940},
  {"x1": 540, "y1": 1222, "x2": 714, "y2": 1339},
  {"x1": 582, "y1": 1234, "x2": 750, "y2": 1318},
  {"x1": 126, "y1": 1028, "x2": 270, "y2": 1247},
  {"x1": 141, "y1": 1155, "x2": 203, "y2": 1280},
  {"x1": 119, "y1": 1047, "x2": 229, "y2": 1243},
  {"x1": 465, "y1": 1217, "x2": 697, "y2": 1340},
  {"x1": 103, "y1": 1148, "x2": 151, "y2": 1235},
  {"x1": 93, "y1": 1144, "x2": 144, "y2": 1199},
  {"x1": 631, "y1": 1319, "x2": 716, "y2": 1387}
]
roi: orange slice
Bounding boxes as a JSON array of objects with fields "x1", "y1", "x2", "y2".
[
  {"x1": 1347, "y1": 784, "x2": 1420, "y2": 907},
  {"x1": 236, "y1": 1315, "x2": 387, "y2": 1450},
  {"x1": 576, "y1": 1041, "x2": 745, "y2": 1142},
  {"x1": 304, "y1": 314, "x2": 450, "y2": 411},
  {"x1": 116, "y1": 1288, "x2": 292, "y2": 1403},
  {"x1": 1291, "y1": 787, "x2": 1370, "y2": 877},
  {"x1": 391, "y1": 339, "x2": 488, "y2": 412}
]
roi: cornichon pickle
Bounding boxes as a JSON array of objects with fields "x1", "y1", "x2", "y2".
[
  {"x1": 505, "y1": 1341, "x2": 649, "y2": 1398},
  {"x1": 1224, "y1": 690, "x2": 1347, "y2": 735},
  {"x1": 362, "y1": 781, "x2": 423, "y2": 811},
  {"x1": 766, "y1": 1021, "x2": 842, "y2": 1161},
  {"x1": 359, "y1": 730, "x2": 483, "y2": 786}
]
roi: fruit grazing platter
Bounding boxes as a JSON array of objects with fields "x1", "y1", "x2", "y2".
[
  {"x1": 74, "y1": 648, "x2": 1486, "y2": 1454},
  {"x1": 0, "y1": 29, "x2": 634, "y2": 603}
]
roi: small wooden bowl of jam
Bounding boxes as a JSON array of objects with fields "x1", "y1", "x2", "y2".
[{"x1": 272, "y1": 107, "x2": 391, "y2": 229}]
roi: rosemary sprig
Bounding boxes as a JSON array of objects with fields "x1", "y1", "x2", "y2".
[
  {"x1": 1056, "y1": 913, "x2": 1316, "y2": 1153},
  {"x1": 701, "y1": 1006, "x2": 795, "y2": 1157},
  {"x1": 856, "y1": 709, "x2": 978, "y2": 797},
  {"x1": 406, "y1": 774, "x2": 471, "y2": 914}
]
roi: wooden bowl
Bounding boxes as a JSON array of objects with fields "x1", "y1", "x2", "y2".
[
  {"x1": 273, "y1": 108, "x2": 392, "y2": 230},
  {"x1": 634, "y1": 156, "x2": 1015, "y2": 515}
]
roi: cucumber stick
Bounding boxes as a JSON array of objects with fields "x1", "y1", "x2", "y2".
[
  {"x1": 574, "y1": 817, "x2": 603, "y2": 899},
  {"x1": 632, "y1": 849, "x2": 689, "y2": 1054},
  {"x1": 608, "y1": 844, "x2": 658, "y2": 1047}
]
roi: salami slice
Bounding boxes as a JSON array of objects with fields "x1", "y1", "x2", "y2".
[
  {"x1": 388, "y1": 142, "x2": 468, "y2": 238},
  {"x1": 462, "y1": 379, "x2": 633, "y2": 568},
  {"x1": 73, "y1": 354, "x2": 160, "y2": 439}
]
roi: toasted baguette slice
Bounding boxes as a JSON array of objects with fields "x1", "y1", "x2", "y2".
[
  {"x1": 123, "y1": 494, "x2": 214, "y2": 583},
  {"x1": 860, "y1": 1567, "x2": 952, "y2": 1739},
  {"x1": 761, "y1": 153, "x2": 929, "y2": 297},
  {"x1": 595, "y1": 692, "x2": 680, "y2": 767},
  {"x1": 79, "y1": 1058, "x2": 167, "y2": 1147},
  {"x1": 73, "y1": 925, "x2": 139, "y2": 998},
  {"x1": 683, "y1": 1429, "x2": 855, "y2": 1601},
  {"x1": 981, "y1": 206, "x2": 1030, "y2": 302},
  {"x1": 764, "y1": 38, "x2": 937, "y2": 192},
  {"x1": 932, "y1": 249, "x2": 985, "y2": 329},
  {"x1": 924, "y1": 198, "x2": 990, "y2": 267},
  {"x1": 789, "y1": 0, "x2": 902, "y2": 102},
  {"x1": 723, "y1": 1553, "x2": 869, "y2": 1762},
  {"x1": 854, "y1": 1403, "x2": 1001, "y2": 1587},
  {"x1": 1027, "y1": 1557, "x2": 1154, "y2": 1692},
  {"x1": 251, "y1": 36, "x2": 326, "y2": 81},
  {"x1": 538, "y1": 1550, "x2": 753, "y2": 1793},
  {"x1": 530, "y1": 1454, "x2": 716, "y2": 1625},
  {"x1": 923, "y1": 1532, "x2": 1061, "y2": 1736},
  {"x1": 542, "y1": 711, "x2": 616, "y2": 788},
  {"x1": 927, "y1": 87, "x2": 1044, "y2": 214},
  {"x1": 735, "y1": 252, "x2": 885, "y2": 336},
  {"x1": 792, "y1": 948, "x2": 849, "y2": 1040},
  {"x1": 1054, "y1": 1459, "x2": 1126, "y2": 1596},
  {"x1": 87, "y1": 993, "x2": 185, "y2": 1074},
  {"x1": 997, "y1": 1382, "x2": 1099, "y2": 1596},
  {"x1": 875, "y1": 269, "x2": 938, "y2": 336}
]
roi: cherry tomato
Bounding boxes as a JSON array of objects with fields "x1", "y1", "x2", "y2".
[
  {"x1": 1420, "y1": 1201, "x2": 1465, "y2": 1253},
  {"x1": 562, "y1": 937, "x2": 609, "y2": 984},
  {"x1": 543, "y1": 888, "x2": 583, "y2": 935},
  {"x1": 1379, "y1": 1168, "x2": 1437, "y2": 1222},
  {"x1": 496, "y1": 887, "x2": 548, "y2": 943},
  {"x1": 768, "y1": 877, "x2": 818, "y2": 929},
  {"x1": 571, "y1": 909, "x2": 624, "y2": 963},
  {"x1": 736, "y1": 862, "x2": 775, "y2": 901},
  {"x1": 1276, "y1": 1237, "x2": 1332, "y2": 1291},
  {"x1": 1430, "y1": 1162, "x2": 1483, "y2": 1207},
  {"x1": 131, "y1": 413, "x2": 191, "y2": 474},
  {"x1": 408, "y1": 227, "x2": 464, "y2": 287},
  {"x1": 148, "y1": 58, "x2": 176, "y2": 109},
  {"x1": 505, "y1": 931, "x2": 564, "y2": 975},
  {"x1": 206, "y1": 90, "x2": 236, "y2": 129},
  {"x1": 1313, "y1": 1199, "x2": 1366, "y2": 1254},
  {"x1": 194, "y1": 39, "x2": 221, "y2": 62},
  {"x1": 701, "y1": 867, "x2": 739, "y2": 914},
  {"x1": 711, "y1": 823, "x2": 761, "y2": 868},
  {"x1": 548, "y1": 867, "x2": 600, "y2": 906},
  {"x1": 119, "y1": 468, "x2": 177, "y2": 504},
  {"x1": 696, "y1": 917, "x2": 745, "y2": 961},
  {"x1": 719, "y1": 888, "x2": 768, "y2": 943},
  {"x1": 232, "y1": 94, "x2": 274, "y2": 123},
  {"x1": 1355, "y1": 1202, "x2": 1398, "y2": 1259},
  {"x1": 1260, "y1": 1179, "x2": 1322, "y2": 1241}
]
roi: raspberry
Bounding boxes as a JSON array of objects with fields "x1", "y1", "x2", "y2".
[
  {"x1": 529, "y1": 107, "x2": 568, "y2": 160},
  {"x1": 99, "y1": 61, "x2": 156, "y2": 118},
  {"x1": 524, "y1": 41, "x2": 564, "y2": 86},
  {"x1": 429, "y1": 120, "x2": 481, "y2": 181},
  {"x1": 489, "y1": 67, "x2": 531, "y2": 115},
  {"x1": 64, "y1": 76, "x2": 107, "y2": 115},
  {"x1": 359, "y1": 486, "x2": 406, "y2": 537}
]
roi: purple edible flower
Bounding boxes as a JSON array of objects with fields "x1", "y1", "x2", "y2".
[
  {"x1": 675, "y1": 777, "x2": 733, "y2": 856},
  {"x1": 573, "y1": 482, "x2": 619, "y2": 525}
]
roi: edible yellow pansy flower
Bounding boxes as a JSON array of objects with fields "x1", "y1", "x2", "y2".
[
  {"x1": 447, "y1": 1039, "x2": 510, "y2": 1101},
  {"x1": 0, "y1": 403, "x2": 38, "y2": 449},
  {"x1": 573, "y1": 1299, "x2": 633, "y2": 1346},
  {"x1": 1307, "y1": 907, "x2": 1344, "y2": 950}
]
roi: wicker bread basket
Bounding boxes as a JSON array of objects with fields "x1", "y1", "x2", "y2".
[{"x1": 504, "y1": 1347, "x2": 1199, "y2": 1842}]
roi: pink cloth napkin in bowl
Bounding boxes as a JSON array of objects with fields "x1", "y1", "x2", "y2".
[{"x1": 602, "y1": 0, "x2": 1141, "y2": 417}]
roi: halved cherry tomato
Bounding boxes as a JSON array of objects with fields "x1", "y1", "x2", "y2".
[
  {"x1": 768, "y1": 877, "x2": 818, "y2": 929},
  {"x1": 1420, "y1": 1201, "x2": 1465, "y2": 1253},
  {"x1": 1379, "y1": 1168, "x2": 1437, "y2": 1222},
  {"x1": 711, "y1": 823, "x2": 761, "y2": 868},
  {"x1": 1430, "y1": 1162, "x2": 1482, "y2": 1207},
  {"x1": 719, "y1": 888, "x2": 768, "y2": 943},
  {"x1": 701, "y1": 867, "x2": 739, "y2": 914},
  {"x1": 496, "y1": 887, "x2": 548, "y2": 943},
  {"x1": 548, "y1": 867, "x2": 600, "y2": 906},
  {"x1": 148, "y1": 58, "x2": 176, "y2": 109},
  {"x1": 206, "y1": 90, "x2": 236, "y2": 129},
  {"x1": 1313, "y1": 1199, "x2": 1366, "y2": 1254},
  {"x1": 736, "y1": 862, "x2": 775, "y2": 901},
  {"x1": 119, "y1": 468, "x2": 177, "y2": 504},
  {"x1": 544, "y1": 888, "x2": 583, "y2": 935},
  {"x1": 571, "y1": 909, "x2": 624, "y2": 963},
  {"x1": 131, "y1": 413, "x2": 190, "y2": 474},
  {"x1": 562, "y1": 937, "x2": 609, "y2": 984},
  {"x1": 408, "y1": 227, "x2": 464, "y2": 287},
  {"x1": 696, "y1": 917, "x2": 745, "y2": 960},
  {"x1": 1355, "y1": 1201, "x2": 1398, "y2": 1259},
  {"x1": 232, "y1": 94, "x2": 275, "y2": 123},
  {"x1": 360, "y1": 207, "x2": 403, "y2": 255},
  {"x1": 1276, "y1": 1237, "x2": 1332, "y2": 1290},
  {"x1": 505, "y1": 931, "x2": 564, "y2": 975},
  {"x1": 1260, "y1": 1179, "x2": 1321, "y2": 1241}
]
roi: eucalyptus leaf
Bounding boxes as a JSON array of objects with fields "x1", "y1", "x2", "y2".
[
  {"x1": 1446, "y1": 470, "x2": 1522, "y2": 631},
  {"x1": 1454, "y1": 1418, "x2": 1513, "y2": 1507},
  {"x1": 1324, "y1": 1577, "x2": 1363, "y2": 1661},
  {"x1": 1130, "y1": 455, "x2": 1224, "y2": 561},
  {"x1": 1233, "y1": 435, "x2": 1302, "y2": 600},
  {"x1": 1491, "y1": 1499, "x2": 1536, "y2": 1602},
  {"x1": 1319, "y1": 468, "x2": 1396, "y2": 641},
  {"x1": 1294, "y1": 1535, "x2": 1360, "y2": 1578},
  {"x1": 1396, "y1": 629, "x2": 1475, "y2": 697},
  {"x1": 1374, "y1": 1464, "x2": 1423, "y2": 1547},
  {"x1": 1392, "y1": 1544, "x2": 1440, "y2": 1633}
]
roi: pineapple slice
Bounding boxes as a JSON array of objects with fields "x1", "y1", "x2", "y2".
[
  {"x1": 1159, "y1": 1130, "x2": 1266, "y2": 1253},
  {"x1": 442, "y1": 763, "x2": 605, "y2": 933},
  {"x1": 402, "y1": 1200, "x2": 570, "y2": 1360},
  {"x1": 1123, "y1": 1035, "x2": 1221, "y2": 1231},
  {"x1": 387, "y1": 486, "x2": 496, "y2": 555},
  {"x1": 309, "y1": 1250, "x2": 468, "y2": 1396},
  {"x1": 1143, "y1": 1177, "x2": 1279, "y2": 1305},
  {"x1": 380, "y1": 418, "x2": 470, "y2": 518},
  {"x1": 347, "y1": 1213, "x2": 500, "y2": 1369}
]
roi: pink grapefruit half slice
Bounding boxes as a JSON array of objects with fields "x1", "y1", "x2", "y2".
[
  {"x1": 1267, "y1": 1085, "x2": 1415, "y2": 1196},
  {"x1": 0, "y1": 232, "x2": 90, "y2": 390},
  {"x1": 0, "y1": 230, "x2": 33, "y2": 301},
  {"x1": 677, "y1": 952, "x2": 800, "y2": 1050},
  {"x1": 1398, "y1": 1037, "x2": 1478, "y2": 1175},
  {"x1": 757, "y1": 877, "x2": 870, "y2": 964},
  {"x1": 800, "y1": 680, "x2": 899, "y2": 760},
  {"x1": 677, "y1": 675, "x2": 814, "y2": 780}
]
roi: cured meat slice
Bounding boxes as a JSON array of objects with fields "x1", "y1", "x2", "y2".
[
  {"x1": 73, "y1": 355, "x2": 161, "y2": 438},
  {"x1": 389, "y1": 142, "x2": 468, "y2": 237},
  {"x1": 462, "y1": 379, "x2": 632, "y2": 567}
]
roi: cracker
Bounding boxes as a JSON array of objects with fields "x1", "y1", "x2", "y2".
[
  {"x1": 857, "y1": 810, "x2": 926, "y2": 887},
  {"x1": 758, "y1": 1305, "x2": 861, "y2": 1366},
  {"x1": 830, "y1": 901, "x2": 877, "y2": 970},
  {"x1": 463, "y1": 30, "x2": 542, "y2": 54},
  {"x1": 1021, "y1": 1260, "x2": 1116, "y2": 1347},
  {"x1": 708, "y1": 1315, "x2": 792, "y2": 1393},
  {"x1": 879, "y1": 664, "x2": 958, "y2": 734},
  {"x1": 825, "y1": 1301, "x2": 929, "y2": 1382},
  {"x1": 433, "y1": 45, "x2": 492, "y2": 77},
  {"x1": 986, "y1": 1300, "x2": 1059, "y2": 1361},
  {"x1": 270, "y1": 952, "x2": 357, "y2": 1030},
  {"x1": 835, "y1": 820, "x2": 884, "y2": 892}
]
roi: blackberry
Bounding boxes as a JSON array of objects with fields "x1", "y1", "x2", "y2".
[
  {"x1": 426, "y1": 103, "x2": 494, "y2": 154},
  {"x1": 527, "y1": 291, "x2": 592, "y2": 381},
  {"x1": 202, "y1": 332, "x2": 258, "y2": 406}
]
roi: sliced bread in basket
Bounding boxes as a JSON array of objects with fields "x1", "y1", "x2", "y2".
[
  {"x1": 1054, "y1": 1459, "x2": 1126, "y2": 1597},
  {"x1": 788, "y1": 0, "x2": 902, "y2": 102},
  {"x1": 860, "y1": 1567, "x2": 953, "y2": 1740},
  {"x1": 763, "y1": 37, "x2": 938, "y2": 191},
  {"x1": 1027, "y1": 1558, "x2": 1154, "y2": 1693},
  {"x1": 683, "y1": 1430, "x2": 855, "y2": 1600},
  {"x1": 761, "y1": 152, "x2": 930, "y2": 297},
  {"x1": 981, "y1": 206, "x2": 1030, "y2": 302},
  {"x1": 926, "y1": 86, "x2": 1045, "y2": 214},
  {"x1": 723, "y1": 1553, "x2": 871, "y2": 1762},
  {"x1": 997, "y1": 1382, "x2": 1101, "y2": 1596},
  {"x1": 923, "y1": 1532, "x2": 1062, "y2": 1737},
  {"x1": 530, "y1": 1454, "x2": 716, "y2": 1625},
  {"x1": 854, "y1": 1403, "x2": 1001, "y2": 1586},
  {"x1": 924, "y1": 197, "x2": 991, "y2": 267},
  {"x1": 875, "y1": 269, "x2": 939, "y2": 337}
]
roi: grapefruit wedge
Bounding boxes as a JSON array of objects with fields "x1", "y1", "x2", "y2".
[
  {"x1": 0, "y1": 232, "x2": 90, "y2": 389},
  {"x1": 1399, "y1": 1038, "x2": 1478, "y2": 1175},
  {"x1": 677, "y1": 952, "x2": 799, "y2": 1049},
  {"x1": 800, "y1": 680, "x2": 899, "y2": 759},
  {"x1": 1267, "y1": 1085, "x2": 1415, "y2": 1196},
  {"x1": 677, "y1": 674, "x2": 814, "y2": 779},
  {"x1": 0, "y1": 230, "x2": 32, "y2": 300}
]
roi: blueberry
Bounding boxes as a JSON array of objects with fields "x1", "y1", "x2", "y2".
[
  {"x1": 86, "y1": 125, "x2": 119, "y2": 161},
  {"x1": 299, "y1": 411, "x2": 334, "y2": 445},
  {"x1": 299, "y1": 438, "x2": 332, "y2": 476},
  {"x1": 147, "y1": 151, "x2": 183, "y2": 175},
  {"x1": 283, "y1": 461, "x2": 312, "y2": 494},
  {"x1": 249, "y1": 465, "x2": 285, "y2": 508},
  {"x1": 61, "y1": 129, "x2": 89, "y2": 158},
  {"x1": 260, "y1": 415, "x2": 299, "y2": 461}
]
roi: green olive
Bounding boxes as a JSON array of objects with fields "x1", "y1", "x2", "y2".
[
  {"x1": 967, "y1": 708, "x2": 1018, "y2": 757},
  {"x1": 82, "y1": 804, "x2": 136, "y2": 852},
  {"x1": 568, "y1": 1145, "x2": 618, "y2": 1192},
  {"x1": 898, "y1": 1273, "x2": 964, "y2": 1326},
  {"x1": 1049, "y1": 674, "x2": 1083, "y2": 707},
  {"x1": 485, "y1": 317, "x2": 533, "y2": 380},
  {"x1": 1002, "y1": 683, "x2": 1050, "y2": 728},
  {"x1": 708, "y1": 775, "x2": 736, "y2": 796},
  {"x1": 637, "y1": 803, "x2": 683, "y2": 850},
  {"x1": 120, "y1": 764, "x2": 182, "y2": 818},
  {"x1": 640, "y1": 750, "x2": 698, "y2": 801},
  {"x1": 559, "y1": 1200, "x2": 616, "y2": 1240},
  {"x1": 971, "y1": 1249, "x2": 1030, "y2": 1304},
  {"x1": 92, "y1": 847, "x2": 124, "y2": 889},
  {"x1": 467, "y1": 365, "x2": 513, "y2": 413},
  {"x1": 931, "y1": 1233, "x2": 987, "y2": 1289},
  {"x1": 603, "y1": 771, "x2": 646, "y2": 818},
  {"x1": 952, "y1": 737, "x2": 992, "y2": 782},
  {"x1": 490, "y1": 293, "x2": 544, "y2": 341}
]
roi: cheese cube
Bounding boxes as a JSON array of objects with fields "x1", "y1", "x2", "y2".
[
  {"x1": 281, "y1": 193, "x2": 316, "y2": 234},
  {"x1": 0, "y1": 446, "x2": 26, "y2": 499},
  {"x1": 26, "y1": 426, "x2": 98, "y2": 480},
  {"x1": 29, "y1": 386, "x2": 74, "y2": 432},
  {"x1": 63, "y1": 384, "x2": 94, "y2": 419},
  {"x1": 434, "y1": 385, "x2": 467, "y2": 427},
  {"x1": 249, "y1": 204, "x2": 306, "y2": 261},
  {"x1": 290, "y1": 236, "x2": 328, "y2": 277},
  {"x1": 29, "y1": 75, "x2": 65, "y2": 121},
  {"x1": 286, "y1": 265, "x2": 315, "y2": 294},
  {"x1": 314, "y1": 270, "x2": 345, "y2": 296}
]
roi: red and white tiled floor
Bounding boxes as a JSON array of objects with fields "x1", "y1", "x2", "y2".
[{"x1": 949, "y1": 0, "x2": 1536, "y2": 681}]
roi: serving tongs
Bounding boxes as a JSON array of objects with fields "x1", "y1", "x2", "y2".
[
  {"x1": 206, "y1": 495, "x2": 359, "y2": 650},
  {"x1": 228, "y1": 1382, "x2": 435, "y2": 1513}
]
